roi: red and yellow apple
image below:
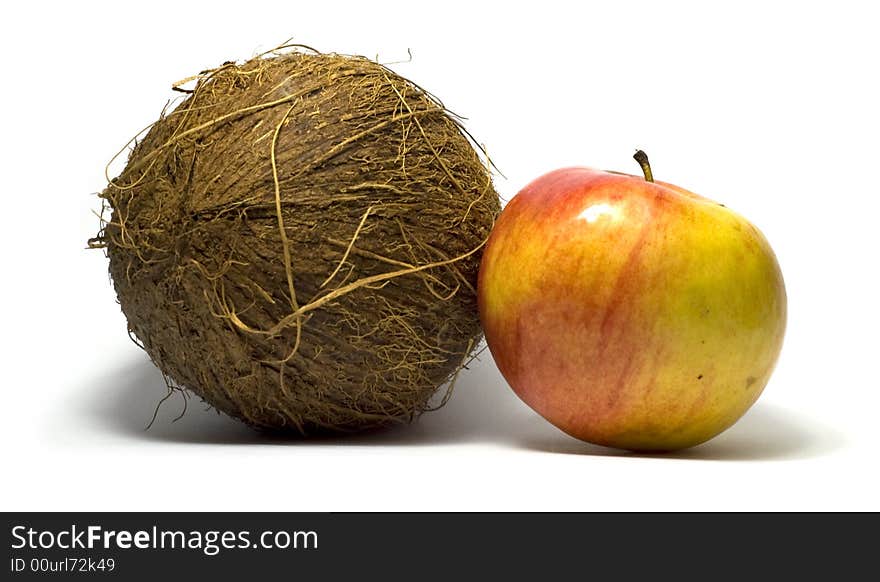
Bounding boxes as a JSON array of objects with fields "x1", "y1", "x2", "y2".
[{"x1": 478, "y1": 152, "x2": 786, "y2": 451}]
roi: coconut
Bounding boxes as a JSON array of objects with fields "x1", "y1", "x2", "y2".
[{"x1": 91, "y1": 47, "x2": 500, "y2": 434}]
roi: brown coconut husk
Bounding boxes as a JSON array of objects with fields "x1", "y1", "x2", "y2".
[{"x1": 90, "y1": 45, "x2": 500, "y2": 434}]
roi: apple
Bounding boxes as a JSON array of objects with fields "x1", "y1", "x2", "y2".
[{"x1": 478, "y1": 152, "x2": 786, "y2": 451}]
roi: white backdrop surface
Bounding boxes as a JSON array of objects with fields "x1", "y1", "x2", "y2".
[{"x1": 0, "y1": 1, "x2": 876, "y2": 510}]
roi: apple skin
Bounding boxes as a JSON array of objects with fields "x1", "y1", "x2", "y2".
[{"x1": 477, "y1": 167, "x2": 786, "y2": 451}]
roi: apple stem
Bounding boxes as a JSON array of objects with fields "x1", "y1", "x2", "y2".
[{"x1": 633, "y1": 150, "x2": 654, "y2": 183}]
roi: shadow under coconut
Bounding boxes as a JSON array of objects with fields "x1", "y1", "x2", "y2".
[
  {"x1": 82, "y1": 352, "x2": 532, "y2": 446},
  {"x1": 514, "y1": 402, "x2": 845, "y2": 461}
]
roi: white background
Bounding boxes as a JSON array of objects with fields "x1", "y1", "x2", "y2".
[{"x1": 1, "y1": 1, "x2": 877, "y2": 511}]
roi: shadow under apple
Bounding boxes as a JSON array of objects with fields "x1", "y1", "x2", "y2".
[{"x1": 514, "y1": 402, "x2": 845, "y2": 461}]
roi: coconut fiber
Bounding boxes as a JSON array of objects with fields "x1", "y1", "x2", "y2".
[{"x1": 91, "y1": 47, "x2": 500, "y2": 434}]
